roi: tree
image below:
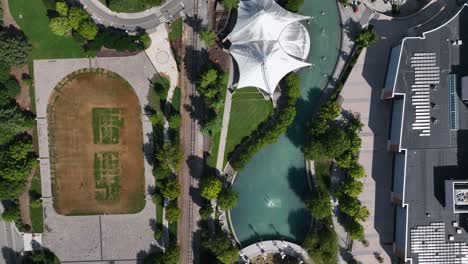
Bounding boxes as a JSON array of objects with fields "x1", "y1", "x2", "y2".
[
  {"x1": 303, "y1": 226, "x2": 338, "y2": 264},
  {"x1": 336, "y1": 150, "x2": 359, "y2": 169},
  {"x1": 1, "y1": 206, "x2": 20, "y2": 222},
  {"x1": 143, "y1": 245, "x2": 180, "y2": 264},
  {"x1": 0, "y1": 66, "x2": 11, "y2": 82},
  {"x1": 49, "y1": 17, "x2": 71, "y2": 36},
  {"x1": 161, "y1": 178, "x2": 180, "y2": 200},
  {"x1": 199, "y1": 202, "x2": 213, "y2": 220},
  {"x1": 165, "y1": 201, "x2": 180, "y2": 223},
  {"x1": 322, "y1": 127, "x2": 350, "y2": 158},
  {"x1": 339, "y1": 196, "x2": 361, "y2": 218},
  {"x1": 0, "y1": 104, "x2": 34, "y2": 145},
  {"x1": 217, "y1": 187, "x2": 238, "y2": 211},
  {"x1": 345, "y1": 219, "x2": 365, "y2": 240},
  {"x1": 55, "y1": 1, "x2": 69, "y2": 17},
  {"x1": 200, "y1": 28, "x2": 216, "y2": 47},
  {"x1": 78, "y1": 20, "x2": 98, "y2": 40},
  {"x1": 354, "y1": 206, "x2": 370, "y2": 221},
  {"x1": 221, "y1": 0, "x2": 239, "y2": 10},
  {"x1": 0, "y1": 138, "x2": 36, "y2": 183},
  {"x1": 68, "y1": 7, "x2": 89, "y2": 30},
  {"x1": 201, "y1": 229, "x2": 239, "y2": 264},
  {"x1": 284, "y1": 0, "x2": 304, "y2": 12},
  {"x1": 337, "y1": 179, "x2": 363, "y2": 198},
  {"x1": 306, "y1": 192, "x2": 331, "y2": 220},
  {"x1": 169, "y1": 114, "x2": 181, "y2": 129},
  {"x1": 200, "y1": 176, "x2": 222, "y2": 200},
  {"x1": 348, "y1": 162, "x2": 365, "y2": 179},
  {"x1": 355, "y1": 28, "x2": 378, "y2": 48},
  {"x1": 155, "y1": 143, "x2": 183, "y2": 172},
  {"x1": 0, "y1": 30, "x2": 32, "y2": 67},
  {"x1": 198, "y1": 68, "x2": 218, "y2": 95},
  {"x1": 0, "y1": 79, "x2": 21, "y2": 104}
]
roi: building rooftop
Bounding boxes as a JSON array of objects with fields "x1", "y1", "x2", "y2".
[{"x1": 387, "y1": 4, "x2": 468, "y2": 263}]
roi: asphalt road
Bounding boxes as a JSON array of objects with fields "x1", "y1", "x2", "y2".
[{"x1": 79, "y1": 0, "x2": 193, "y2": 31}]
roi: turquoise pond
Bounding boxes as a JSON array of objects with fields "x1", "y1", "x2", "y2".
[{"x1": 229, "y1": 0, "x2": 342, "y2": 246}]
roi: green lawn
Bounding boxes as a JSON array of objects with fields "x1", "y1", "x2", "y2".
[
  {"x1": 29, "y1": 169, "x2": 44, "y2": 233},
  {"x1": 99, "y1": 0, "x2": 166, "y2": 13},
  {"x1": 223, "y1": 88, "x2": 273, "y2": 166},
  {"x1": 8, "y1": 0, "x2": 85, "y2": 60}
]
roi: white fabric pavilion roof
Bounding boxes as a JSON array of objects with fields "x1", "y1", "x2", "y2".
[{"x1": 227, "y1": 0, "x2": 311, "y2": 95}]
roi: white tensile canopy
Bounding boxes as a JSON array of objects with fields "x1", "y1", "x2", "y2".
[{"x1": 227, "y1": 0, "x2": 311, "y2": 96}]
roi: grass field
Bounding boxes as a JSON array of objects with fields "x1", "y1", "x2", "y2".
[
  {"x1": 92, "y1": 108, "x2": 124, "y2": 144},
  {"x1": 48, "y1": 71, "x2": 145, "y2": 215},
  {"x1": 8, "y1": 0, "x2": 85, "y2": 60},
  {"x1": 94, "y1": 152, "x2": 121, "y2": 201},
  {"x1": 29, "y1": 169, "x2": 44, "y2": 233},
  {"x1": 98, "y1": 0, "x2": 166, "y2": 13},
  {"x1": 223, "y1": 88, "x2": 273, "y2": 166}
]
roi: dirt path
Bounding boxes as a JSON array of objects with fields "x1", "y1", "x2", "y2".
[
  {"x1": 1, "y1": 0, "x2": 19, "y2": 28},
  {"x1": 11, "y1": 65, "x2": 31, "y2": 111},
  {"x1": 18, "y1": 167, "x2": 35, "y2": 228}
]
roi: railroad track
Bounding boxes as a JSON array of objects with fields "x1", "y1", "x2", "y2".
[{"x1": 187, "y1": 0, "x2": 199, "y2": 262}]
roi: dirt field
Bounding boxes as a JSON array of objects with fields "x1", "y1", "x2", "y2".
[{"x1": 48, "y1": 71, "x2": 145, "y2": 215}]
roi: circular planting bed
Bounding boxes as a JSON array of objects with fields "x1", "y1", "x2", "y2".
[{"x1": 48, "y1": 69, "x2": 145, "y2": 215}]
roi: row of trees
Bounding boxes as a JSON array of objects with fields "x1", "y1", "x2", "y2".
[
  {"x1": 303, "y1": 99, "x2": 368, "y2": 241},
  {"x1": 230, "y1": 73, "x2": 301, "y2": 170},
  {"x1": 0, "y1": 27, "x2": 36, "y2": 229},
  {"x1": 196, "y1": 66, "x2": 228, "y2": 136},
  {"x1": 147, "y1": 76, "x2": 183, "y2": 246}
]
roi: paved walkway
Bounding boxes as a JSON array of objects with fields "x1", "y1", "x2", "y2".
[
  {"x1": 215, "y1": 56, "x2": 234, "y2": 172},
  {"x1": 33, "y1": 54, "x2": 160, "y2": 262},
  {"x1": 79, "y1": 0, "x2": 187, "y2": 31},
  {"x1": 0, "y1": 204, "x2": 24, "y2": 264},
  {"x1": 239, "y1": 240, "x2": 311, "y2": 264}
]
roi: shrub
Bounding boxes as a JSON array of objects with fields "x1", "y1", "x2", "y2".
[
  {"x1": 221, "y1": 0, "x2": 239, "y2": 10},
  {"x1": 55, "y1": 1, "x2": 69, "y2": 17},
  {"x1": 1, "y1": 206, "x2": 20, "y2": 222},
  {"x1": 168, "y1": 18, "x2": 183, "y2": 41},
  {"x1": 284, "y1": 0, "x2": 304, "y2": 12},
  {"x1": 78, "y1": 20, "x2": 98, "y2": 40},
  {"x1": 153, "y1": 228, "x2": 162, "y2": 240},
  {"x1": 140, "y1": 33, "x2": 151, "y2": 49},
  {"x1": 49, "y1": 17, "x2": 71, "y2": 36},
  {"x1": 200, "y1": 28, "x2": 216, "y2": 47}
]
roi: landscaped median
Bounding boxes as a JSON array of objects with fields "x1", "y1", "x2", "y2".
[
  {"x1": 223, "y1": 88, "x2": 273, "y2": 168},
  {"x1": 229, "y1": 73, "x2": 301, "y2": 171}
]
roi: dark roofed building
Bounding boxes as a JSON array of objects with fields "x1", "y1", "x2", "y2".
[{"x1": 383, "y1": 4, "x2": 468, "y2": 263}]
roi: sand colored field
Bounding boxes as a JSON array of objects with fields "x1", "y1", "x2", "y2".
[{"x1": 48, "y1": 71, "x2": 145, "y2": 215}]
